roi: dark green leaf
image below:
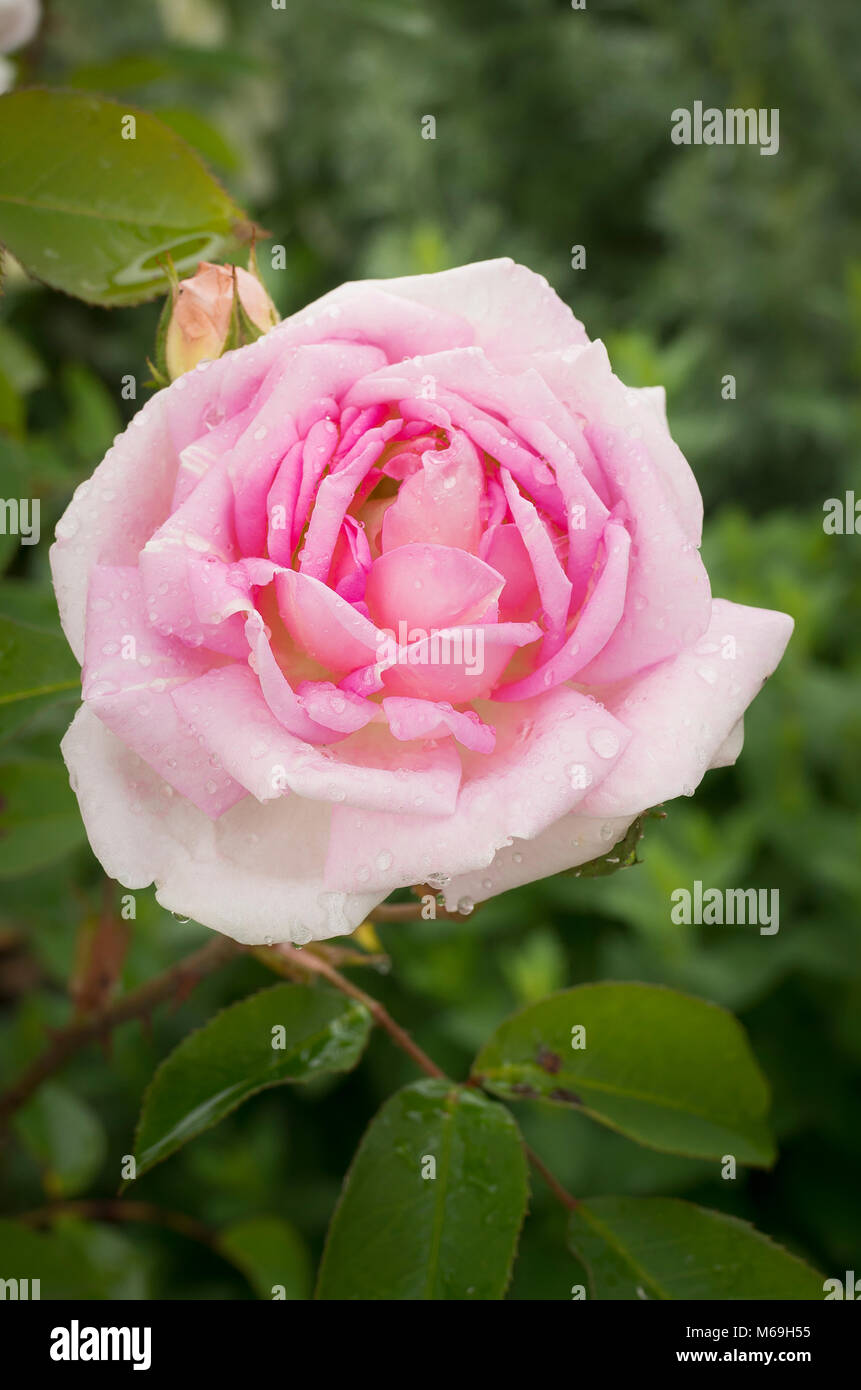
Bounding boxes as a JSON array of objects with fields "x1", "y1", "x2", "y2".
[
  {"x1": 218, "y1": 1216, "x2": 312, "y2": 1300},
  {"x1": 61, "y1": 363, "x2": 123, "y2": 464},
  {"x1": 133, "y1": 984, "x2": 372, "y2": 1177},
  {"x1": 14, "y1": 1083, "x2": 107, "y2": 1197},
  {"x1": 154, "y1": 107, "x2": 241, "y2": 173},
  {"x1": 0, "y1": 323, "x2": 46, "y2": 394},
  {"x1": 317, "y1": 1080, "x2": 528, "y2": 1300},
  {"x1": 567, "y1": 1197, "x2": 823, "y2": 1300},
  {"x1": 0, "y1": 90, "x2": 248, "y2": 306},
  {"x1": 0, "y1": 614, "x2": 80, "y2": 742},
  {"x1": 472, "y1": 983, "x2": 775, "y2": 1165},
  {"x1": 0, "y1": 1221, "x2": 102, "y2": 1299},
  {"x1": 0, "y1": 758, "x2": 85, "y2": 877}
]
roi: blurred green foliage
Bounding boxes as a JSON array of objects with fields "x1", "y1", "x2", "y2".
[{"x1": 0, "y1": 0, "x2": 859, "y2": 1298}]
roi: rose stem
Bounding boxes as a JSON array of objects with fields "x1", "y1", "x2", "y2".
[
  {"x1": 0, "y1": 935, "x2": 241, "y2": 1124},
  {"x1": 273, "y1": 943, "x2": 577, "y2": 1209},
  {"x1": 18, "y1": 1199, "x2": 216, "y2": 1247}
]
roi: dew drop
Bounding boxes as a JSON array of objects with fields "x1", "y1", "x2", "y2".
[{"x1": 588, "y1": 728, "x2": 620, "y2": 759}]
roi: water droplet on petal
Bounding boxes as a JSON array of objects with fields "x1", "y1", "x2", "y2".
[{"x1": 588, "y1": 728, "x2": 620, "y2": 759}]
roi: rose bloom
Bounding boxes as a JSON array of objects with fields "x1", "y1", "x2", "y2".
[{"x1": 52, "y1": 260, "x2": 792, "y2": 944}]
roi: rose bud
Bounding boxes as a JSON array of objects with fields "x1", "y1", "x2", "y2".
[{"x1": 162, "y1": 260, "x2": 278, "y2": 381}]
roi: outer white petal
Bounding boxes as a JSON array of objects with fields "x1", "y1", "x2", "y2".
[
  {"x1": 442, "y1": 811, "x2": 635, "y2": 908},
  {"x1": 61, "y1": 706, "x2": 382, "y2": 945},
  {"x1": 311, "y1": 258, "x2": 590, "y2": 362},
  {"x1": 581, "y1": 598, "x2": 793, "y2": 818}
]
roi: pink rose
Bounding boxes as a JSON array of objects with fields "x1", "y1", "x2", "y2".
[{"x1": 52, "y1": 259, "x2": 792, "y2": 944}]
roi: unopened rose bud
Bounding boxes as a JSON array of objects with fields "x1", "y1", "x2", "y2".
[{"x1": 163, "y1": 261, "x2": 278, "y2": 381}]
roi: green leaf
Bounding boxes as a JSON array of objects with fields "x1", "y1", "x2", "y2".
[
  {"x1": 471, "y1": 983, "x2": 775, "y2": 1165},
  {"x1": 0, "y1": 90, "x2": 249, "y2": 306},
  {"x1": 0, "y1": 1220, "x2": 102, "y2": 1299},
  {"x1": 153, "y1": 107, "x2": 241, "y2": 174},
  {"x1": 133, "y1": 984, "x2": 372, "y2": 1177},
  {"x1": 54, "y1": 1220, "x2": 150, "y2": 1300},
  {"x1": 0, "y1": 758, "x2": 85, "y2": 877},
  {"x1": 61, "y1": 363, "x2": 123, "y2": 464},
  {"x1": 0, "y1": 579, "x2": 65, "y2": 630},
  {"x1": 0, "y1": 437, "x2": 28, "y2": 574},
  {"x1": 567, "y1": 1197, "x2": 824, "y2": 1300},
  {"x1": 317, "y1": 1080, "x2": 529, "y2": 1300},
  {"x1": 0, "y1": 614, "x2": 80, "y2": 742},
  {"x1": 218, "y1": 1216, "x2": 312, "y2": 1301},
  {"x1": 0, "y1": 363, "x2": 23, "y2": 437},
  {"x1": 0, "y1": 322, "x2": 46, "y2": 394},
  {"x1": 14, "y1": 1083, "x2": 107, "y2": 1197}
]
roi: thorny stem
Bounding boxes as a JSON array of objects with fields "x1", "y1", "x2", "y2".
[
  {"x1": 274, "y1": 943, "x2": 446, "y2": 1079},
  {"x1": 0, "y1": 935, "x2": 241, "y2": 1124},
  {"x1": 1, "y1": 916, "x2": 577, "y2": 1215},
  {"x1": 521, "y1": 1144, "x2": 579, "y2": 1211},
  {"x1": 273, "y1": 943, "x2": 578, "y2": 1210}
]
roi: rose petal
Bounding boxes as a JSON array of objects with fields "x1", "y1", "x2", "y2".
[
  {"x1": 382, "y1": 696, "x2": 496, "y2": 753},
  {"x1": 324, "y1": 688, "x2": 629, "y2": 893},
  {"x1": 81, "y1": 566, "x2": 245, "y2": 818},
  {"x1": 440, "y1": 811, "x2": 636, "y2": 907},
  {"x1": 500, "y1": 468, "x2": 571, "y2": 655},
  {"x1": 61, "y1": 705, "x2": 382, "y2": 945},
  {"x1": 172, "y1": 665, "x2": 462, "y2": 814},
  {"x1": 275, "y1": 569, "x2": 380, "y2": 673},
  {"x1": 365, "y1": 543, "x2": 505, "y2": 634},
  {"x1": 580, "y1": 599, "x2": 794, "y2": 817},
  {"x1": 347, "y1": 620, "x2": 542, "y2": 703},
  {"x1": 381, "y1": 430, "x2": 484, "y2": 553},
  {"x1": 355, "y1": 258, "x2": 589, "y2": 361},
  {"x1": 496, "y1": 517, "x2": 631, "y2": 699}
]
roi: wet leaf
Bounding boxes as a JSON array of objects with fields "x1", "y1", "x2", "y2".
[
  {"x1": 472, "y1": 983, "x2": 775, "y2": 1165},
  {"x1": 0, "y1": 90, "x2": 248, "y2": 306},
  {"x1": 317, "y1": 1080, "x2": 528, "y2": 1300},
  {"x1": 218, "y1": 1216, "x2": 312, "y2": 1300},
  {"x1": 132, "y1": 984, "x2": 372, "y2": 1177},
  {"x1": 567, "y1": 1197, "x2": 823, "y2": 1300}
]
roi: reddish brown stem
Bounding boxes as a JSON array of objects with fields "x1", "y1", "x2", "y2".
[
  {"x1": 19, "y1": 1199, "x2": 215, "y2": 1247},
  {"x1": 275, "y1": 943, "x2": 445, "y2": 1079},
  {"x1": 273, "y1": 944, "x2": 579, "y2": 1211},
  {"x1": 0, "y1": 935, "x2": 241, "y2": 1123}
]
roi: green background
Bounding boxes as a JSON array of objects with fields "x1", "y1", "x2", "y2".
[{"x1": 0, "y1": 0, "x2": 859, "y2": 1299}]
